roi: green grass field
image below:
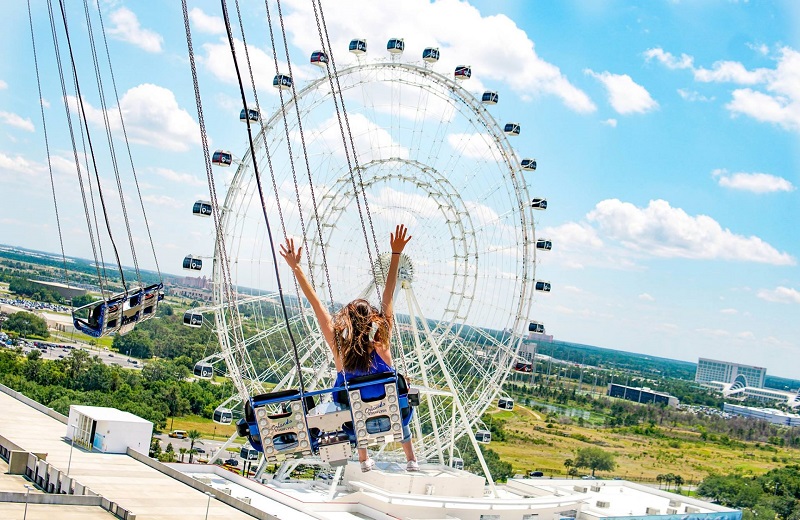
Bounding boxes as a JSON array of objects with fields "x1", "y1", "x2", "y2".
[{"x1": 487, "y1": 403, "x2": 798, "y2": 482}]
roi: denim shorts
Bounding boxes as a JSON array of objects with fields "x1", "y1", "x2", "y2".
[{"x1": 366, "y1": 416, "x2": 412, "y2": 443}]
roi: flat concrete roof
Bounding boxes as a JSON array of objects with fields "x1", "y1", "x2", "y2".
[
  {"x1": 71, "y1": 405, "x2": 153, "y2": 424},
  {"x1": 1, "y1": 503, "x2": 116, "y2": 519},
  {"x1": 0, "y1": 391, "x2": 257, "y2": 520}
]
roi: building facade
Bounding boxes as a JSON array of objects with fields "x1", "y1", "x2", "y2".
[
  {"x1": 607, "y1": 384, "x2": 679, "y2": 408},
  {"x1": 695, "y1": 358, "x2": 766, "y2": 388}
]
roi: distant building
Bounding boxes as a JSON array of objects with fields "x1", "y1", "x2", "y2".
[
  {"x1": 28, "y1": 279, "x2": 87, "y2": 300},
  {"x1": 704, "y1": 380, "x2": 800, "y2": 409},
  {"x1": 608, "y1": 383, "x2": 679, "y2": 408},
  {"x1": 723, "y1": 403, "x2": 800, "y2": 426},
  {"x1": 696, "y1": 358, "x2": 766, "y2": 388}
]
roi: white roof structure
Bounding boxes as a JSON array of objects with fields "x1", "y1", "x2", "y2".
[{"x1": 70, "y1": 405, "x2": 152, "y2": 423}]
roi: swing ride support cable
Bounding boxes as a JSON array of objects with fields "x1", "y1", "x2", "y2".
[
  {"x1": 272, "y1": 0, "x2": 337, "y2": 313},
  {"x1": 44, "y1": 0, "x2": 107, "y2": 298},
  {"x1": 219, "y1": 0, "x2": 307, "y2": 396},
  {"x1": 27, "y1": 0, "x2": 69, "y2": 285},
  {"x1": 79, "y1": 0, "x2": 142, "y2": 289},
  {"x1": 55, "y1": 0, "x2": 129, "y2": 291},
  {"x1": 312, "y1": 0, "x2": 384, "y2": 290},
  {"x1": 180, "y1": 0, "x2": 252, "y2": 401},
  {"x1": 94, "y1": 0, "x2": 162, "y2": 282}
]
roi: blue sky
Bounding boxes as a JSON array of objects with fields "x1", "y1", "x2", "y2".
[{"x1": 1, "y1": 1, "x2": 798, "y2": 377}]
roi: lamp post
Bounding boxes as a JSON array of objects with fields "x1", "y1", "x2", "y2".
[
  {"x1": 23, "y1": 484, "x2": 32, "y2": 520},
  {"x1": 66, "y1": 424, "x2": 77, "y2": 477},
  {"x1": 204, "y1": 491, "x2": 214, "y2": 520}
]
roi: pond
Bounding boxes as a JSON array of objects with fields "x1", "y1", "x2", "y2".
[{"x1": 526, "y1": 399, "x2": 592, "y2": 419}]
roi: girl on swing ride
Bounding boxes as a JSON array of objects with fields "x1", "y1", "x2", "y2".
[{"x1": 280, "y1": 224, "x2": 419, "y2": 473}]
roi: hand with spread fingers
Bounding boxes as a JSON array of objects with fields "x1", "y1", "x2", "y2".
[
  {"x1": 279, "y1": 238, "x2": 303, "y2": 270},
  {"x1": 390, "y1": 224, "x2": 412, "y2": 254}
]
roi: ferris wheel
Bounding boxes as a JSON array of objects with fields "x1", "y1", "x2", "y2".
[{"x1": 201, "y1": 39, "x2": 547, "y2": 465}]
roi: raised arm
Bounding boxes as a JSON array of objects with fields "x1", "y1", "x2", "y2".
[
  {"x1": 380, "y1": 224, "x2": 412, "y2": 331},
  {"x1": 279, "y1": 238, "x2": 340, "y2": 369}
]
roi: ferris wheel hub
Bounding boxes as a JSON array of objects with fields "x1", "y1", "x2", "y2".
[{"x1": 373, "y1": 252, "x2": 415, "y2": 286}]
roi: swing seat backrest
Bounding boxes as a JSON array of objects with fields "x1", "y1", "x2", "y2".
[
  {"x1": 334, "y1": 372, "x2": 411, "y2": 448},
  {"x1": 248, "y1": 389, "x2": 315, "y2": 463}
]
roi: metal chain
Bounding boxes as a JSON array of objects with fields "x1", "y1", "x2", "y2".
[
  {"x1": 220, "y1": 0, "x2": 307, "y2": 395},
  {"x1": 80, "y1": 0, "x2": 142, "y2": 288},
  {"x1": 94, "y1": 0, "x2": 162, "y2": 283},
  {"x1": 45, "y1": 0, "x2": 108, "y2": 298},
  {"x1": 27, "y1": 0, "x2": 69, "y2": 286},
  {"x1": 56, "y1": 0, "x2": 128, "y2": 291}
]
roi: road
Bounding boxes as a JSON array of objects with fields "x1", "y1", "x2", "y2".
[
  {"x1": 152, "y1": 433, "x2": 238, "y2": 462},
  {"x1": 14, "y1": 342, "x2": 143, "y2": 370}
]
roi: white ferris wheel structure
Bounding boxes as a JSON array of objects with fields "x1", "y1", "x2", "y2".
[{"x1": 188, "y1": 39, "x2": 550, "y2": 474}]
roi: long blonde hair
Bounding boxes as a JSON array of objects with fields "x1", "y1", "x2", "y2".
[{"x1": 333, "y1": 299, "x2": 389, "y2": 373}]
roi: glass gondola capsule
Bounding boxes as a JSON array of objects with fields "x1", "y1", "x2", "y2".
[
  {"x1": 454, "y1": 65, "x2": 471, "y2": 80},
  {"x1": 531, "y1": 198, "x2": 548, "y2": 210},
  {"x1": 535, "y1": 280, "x2": 551, "y2": 292},
  {"x1": 240, "y1": 446, "x2": 259, "y2": 460},
  {"x1": 193, "y1": 361, "x2": 213, "y2": 379},
  {"x1": 183, "y1": 311, "x2": 203, "y2": 328},
  {"x1": 211, "y1": 150, "x2": 232, "y2": 167},
  {"x1": 422, "y1": 47, "x2": 440, "y2": 63},
  {"x1": 521, "y1": 158, "x2": 537, "y2": 171},
  {"x1": 498, "y1": 397, "x2": 514, "y2": 410},
  {"x1": 481, "y1": 90, "x2": 499, "y2": 105},
  {"x1": 182, "y1": 255, "x2": 202, "y2": 271},
  {"x1": 192, "y1": 200, "x2": 212, "y2": 217},
  {"x1": 273, "y1": 74, "x2": 293, "y2": 90},
  {"x1": 504, "y1": 123, "x2": 521, "y2": 136},
  {"x1": 213, "y1": 406, "x2": 233, "y2": 425},
  {"x1": 451, "y1": 457, "x2": 464, "y2": 470},
  {"x1": 348, "y1": 38, "x2": 367, "y2": 55},
  {"x1": 310, "y1": 50, "x2": 328, "y2": 66},
  {"x1": 239, "y1": 108, "x2": 260, "y2": 123},
  {"x1": 475, "y1": 429, "x2": 492, "y2": 443},
  {"x1": 387, "y1": 37, "x2": 405, "y2": 54},
  {"x1": 536, "y1": 239, "x2": 552, "y2": 251},
  {"x1": 528, "y1": 321, "x2": 545, "y2": 334}
]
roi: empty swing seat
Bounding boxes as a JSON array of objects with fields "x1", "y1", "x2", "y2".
[{"x1": 72, "y1": 283, "x2": 163, "y2": 338}]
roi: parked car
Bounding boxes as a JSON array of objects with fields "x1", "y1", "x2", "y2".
[
  {"x1": 194, "y1": 447, "x2": 206, "y2": 454},
  {"x1": 224, "y1": 458, "x2": 239, "y2": 467},
  {"x1": 169, "y1": 430, "x2": 188, "y2": 439},
  {"x1": 529, "y1": 471, "x2": 544, "y2": 477}
]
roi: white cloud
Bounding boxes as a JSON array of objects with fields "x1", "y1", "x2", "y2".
[
  {"x1": 648, "y1": 46, "x2": 800, "y2": 132},
  {"x1": 541, "y1": 222, "x2": 603, "y2": 250},
  {"x1": 677, "y1": 89, "x2": 714, "y2": 102},
  {"x1": 0, "y1": 112, "x2": 35, "y2": 132},
  {"x1": 189, "y1": 7, "x2": 225, "y2": 35},
  {"x1": 757, "y1": 286, "x2": 800, "y2": 304},
  {"x1": 601, "y1": 118, "x2": 618, "y2": 127},
  {"x1": 586, "y1": 198, "x2": 795, "y2": 265},
  {"x1": 643, "y1": 48, "x2": 694, "y2": 70},
  {"x1": 151, "y1": 167, "x2": 206, "y2": 187},
  {"x1": 585, "y1": 70, "x2": 658, "y2": 114},
  {"x1": 0, "y1": 80, "x2": 7, "y2": 90},
  {"x1": 720, "y1": 308, "x2": 738, "y2": 314},
  {"x1": 712, "y1": 168, "x2": 795, "y2": 193},
  {"x1": 638, "y1": 293, "x2": 655, "y2": 301},
  {"x1": 68, "y1": 84, "x2": 200, "y2": 152},
  {"x1": 141, "y1": 194, "x2": 181, "y2": 208},
  {"x1": 0, "y1": 152, "x2": 43, "y2": 175},
  {"x1": 41, "y1": 98, "x2": 51, "y2": 109},
  {"x1": 747, "y1": 42, "x2": 770, "y2": 56},
  {"x1": 201, "y1": 38, "x2": 308, "y2": 92},
  {"x1": 106, "y1": 7, "x2": 163, "y2": 53},
  {"x1": 281, "y1": 0, "x2": 595, "y2": 113}
]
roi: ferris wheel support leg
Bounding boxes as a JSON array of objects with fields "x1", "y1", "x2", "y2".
[
  {"x1": 403, "y1": 285, "x2": 445, "y2": 465},
  {"x1": 406, "y1": 287, "x2": 499, "y2": 497},
  {"x1": 254, "y1": 457, "x2": 268, "y2": 480},
  {"x1": 208, "y1": 431, "x2": 239, "y2": 465},
  {"x1": 448, "y1": 401, "x2": 457, "y2": 465},
  {"x1": 326, "y1": 465, "x2": 344, "y2": 501}
]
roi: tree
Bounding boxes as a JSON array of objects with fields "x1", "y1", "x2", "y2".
[
  {"x1": 113, "y1": 328, "x2": 154, "y2": 359},
  {"x1": 574, "y1": 447, "x2": 616, "y2": 477},
  {"x1": 2, "y1": 311, "x2": 49, "y2": 338},
  {"x1": 188, "y1": 429, "x2": 203, "y2": 463},
  {"x1": 71, "y1": 293, "x2": 98, "y2": 308},
  {"x1": 564, "y1": 458, "x2": 574, "y2": 477}
]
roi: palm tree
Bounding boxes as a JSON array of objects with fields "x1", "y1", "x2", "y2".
[
  {"x1": 656, "y1": 474, "x2": 664, "y2": 489},
  {"x1": 673, "y1": 475, "x2": 684, "y2": 493},
  {"x1": 179, "y1": 447, "x2": 187, "y2": 463},
  {"x1": 187, "y1": 429, "x2": 203, "y2": 463}
]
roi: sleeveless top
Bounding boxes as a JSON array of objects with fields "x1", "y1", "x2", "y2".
[{"x1": 333, "y1": 350, "x2": 394, "y2": 403}]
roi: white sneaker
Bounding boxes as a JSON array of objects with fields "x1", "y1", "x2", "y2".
[
  {"x1": 406, "y1": 460, "x2": 420, "y2": 472},
  {"x1": 360, "y1": 458, "x2": 375, "y2": 473}
]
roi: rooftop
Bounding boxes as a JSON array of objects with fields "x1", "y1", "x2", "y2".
[{"x1": 70, "y1": 405, "x2": 153, "y2": 424}]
